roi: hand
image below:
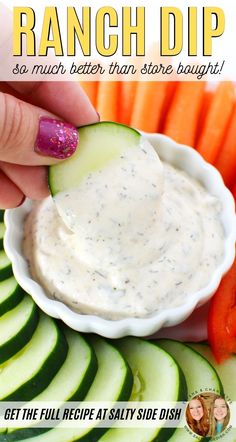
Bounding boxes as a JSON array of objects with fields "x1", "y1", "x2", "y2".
[{"x1": 0, "y1": 81, "x2": 98, "y2": 208}]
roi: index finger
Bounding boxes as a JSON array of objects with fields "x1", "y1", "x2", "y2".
[{"x1": 9, "y1": 81, "x2": 99, "y2": 127}]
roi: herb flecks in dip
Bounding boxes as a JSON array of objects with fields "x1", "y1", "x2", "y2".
[{"x1": 23, "y1": 138, "x2": 225, "y2": 319}]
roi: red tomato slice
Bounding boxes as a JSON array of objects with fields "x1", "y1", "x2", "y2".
[{"x1": 208, "y1": 254, "x2": 236, "y2": 363}]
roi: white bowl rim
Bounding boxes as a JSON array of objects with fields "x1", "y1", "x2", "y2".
[{"x1": 4, "y1": 133, "x2": 236, "y2": 338}]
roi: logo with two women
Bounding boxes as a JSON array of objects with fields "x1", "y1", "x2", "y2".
[{"x1": 185, "y1": 393, "x2": 230, "y2": 438}]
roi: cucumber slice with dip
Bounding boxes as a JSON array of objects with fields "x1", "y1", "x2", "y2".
[
  {"x1": 49, "y1": 122, "x2": 142, "y2": 196},
  {"x1": 48, "y1": 122, "x2": 163, "y2": 270}
]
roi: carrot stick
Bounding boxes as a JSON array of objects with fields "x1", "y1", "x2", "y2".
[
  {"x1": 208, "y1": 252, "x2": 236, "y2": 362},
  {"x1": 81, "y1": 81, "x2": 98, "y2": 107},
  {"x1": 117, "y1": 81, "x2": 138, "y2": 125},
  {"x1": 197, "y1": 82, "x2": 235, "y2": 163},
  {"x1": 163, "y1": 81, "x2": 206, "y2": 147},
  {"x1": 159, "y1": 81, "x2": 178, "y2": 132},
  {"x1": 215, "y1": 103, "x2": 236, "y2": 188},
  {"x1": 195, "y1": 89, "x2": 214, "y2": 146},
  {"x1": 130, "y1": 82, "x2": 168, "y2": 133},
  {"x1": 96, "y1": 81, "x2": 120, "y2": 122}
]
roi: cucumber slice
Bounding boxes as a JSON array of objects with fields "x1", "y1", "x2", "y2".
[
  {"x1": 48, "y1": 122, "x2": 143, "y2": 255},
  {"x1": 158, "y1": 340, "x2": 223, "y2": 398},
  {"x1": 168, "y1": 428, "x2": 201, "y2": 442},
  {"x1": 168, "y1": 429, "x2": 202, "y2": 442},
  {"x1": 5, "y1": 329, "x2": 98, "y2": 441},
  {"x1": 157, "y1": 340, "x2": 223, "y2": 442},
  {"x1": 0, "y1": 295, "x2": 39, "y2": 364},
  {"x1": 0, "y1": 222, "x2": 5, "y2": 249},
  {"x1": 0, "y1": 277, "x2": 24, "y2": 317},
  {"x1": 189, "y1": 344, "x2": 236, "y2": 442},
  {"x1": 100, "y1": 338, "x2": 187, "y2": 442},
  {"x1": 0, "y1": 250, "x2": 12, "y2": 281},
  {"x1": 190, "y1": 343, "x2": 236, "y2": 400},
  {"x1": 0, "y1": 210, "x2": 4, "y2": 222},
  {"x1": 48, "y1": 121, "x2": 162, "y2": 272},
  {"x1": 0, "y1": 314, "x2": 68, "y2": 401},
  {"x1": 22, "y1": 336, "x2": 133, "y2": 442},
  {"x1": 49, "y1": 122, "x2": 141, "y2": 196}
]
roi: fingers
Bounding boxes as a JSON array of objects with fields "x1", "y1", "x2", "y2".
[
  {"x1": 0, "y1": 81, "x2": 99, "y2": 208},
  {"x1": 0, "y1": 169, "x2": 24, "y2": 209},
  {"x1": 0, "y1": 162, "x2": 49, "y2": 200},
  {"x1": 9, "y1": 82, "x2": 99, "y2": 126},
  {"x1": 0, "y1": 82, "x2": 23, "y2": 99},
  {"x1": 0, "y1": 92, "x2": 78, "y2": 165}
]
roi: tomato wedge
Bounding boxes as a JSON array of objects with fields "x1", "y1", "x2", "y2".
[{"x1": 208, "y1": 253, "x2": 236, "y2": 363}]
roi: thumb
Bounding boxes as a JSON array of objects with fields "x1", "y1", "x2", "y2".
[{"x1": 0, "y1": 92, "x2": 79, "y2": 166}]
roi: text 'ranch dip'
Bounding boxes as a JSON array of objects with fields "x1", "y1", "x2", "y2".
[{"x1": 23, "y1": 137, "x2": 225, "y2": 319}]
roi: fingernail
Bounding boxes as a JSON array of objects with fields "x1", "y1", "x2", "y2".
[{"x1": 35, "y1": 117, "x2": 78, "y2": 159}]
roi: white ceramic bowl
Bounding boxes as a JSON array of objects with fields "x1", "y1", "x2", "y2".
[{"x1": 4, "y1": 133, "x2": 236, "y2": 338}]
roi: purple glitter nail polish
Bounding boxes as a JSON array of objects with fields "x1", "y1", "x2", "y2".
[{"x1": 35, "y1": 117, "x2": 78, "y2": 159}]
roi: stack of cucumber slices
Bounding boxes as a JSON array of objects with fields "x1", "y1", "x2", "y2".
[{"x1": 0, "y1": 208, "x2": 235, "y2": 441}]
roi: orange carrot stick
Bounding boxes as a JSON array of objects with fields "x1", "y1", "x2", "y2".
[
  {"x1": 81, "y1": 81, "x2": 98, "y2": 107},
  {"x1": 215, "y1": 103, "x2": 236, "y2": 188},
  {"x1": 96, "y1": 81, "x2": 120, "y2": 122},
  {"x1": 195, "y1": 89, "x2": 214, "y2": 146},
  {"x1": 117, "y1": 81, "x2": 138, "y2": 125},
  {"x1": 197, "y1": 82, "x2": 235, "y2": 163},
  {"x1": 159, "y1": 81, "x2": 178, "y2": 133},
  {"x1": 208, "y1": 253, "x2": 236, "y2": 362},
  {"x1": 130, "y1": 82, "x2": 168, "y2": 133},
  {"x1": 163, "y1": 81, "x2": 206, "y2": 147}
]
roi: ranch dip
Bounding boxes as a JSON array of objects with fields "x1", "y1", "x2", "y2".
[{"x1": 23, "y1": 138, "x2": 225, "y2": 319}]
